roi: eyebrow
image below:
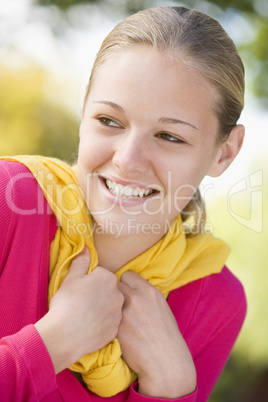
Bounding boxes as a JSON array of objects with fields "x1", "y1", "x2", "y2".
[
  {"x1": 158, "y1": 117, "x2": 198, "y2": 130},
  {"x1": 93, "y1": 100, "x2": 124, "y2": 113},
  {"x1": 93, "y1": 100, "x2": 198, "y2": 130}
]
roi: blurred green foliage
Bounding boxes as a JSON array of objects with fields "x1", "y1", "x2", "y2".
[
  {"x1": 0, "y1": 60, "x2": 79, "y2": 161},
  {"x1": 35, "y1": 0, "x2": 268, "y2": 104},
  {"x1": 1, "y1": 0, "x2": 267, "y2": 400},
  {"x1": 38, "y1": 0, "x2": 98, "y2": 9},
  {"x1": 206, "y1": 161, "x2": 268, "y2": 400}
]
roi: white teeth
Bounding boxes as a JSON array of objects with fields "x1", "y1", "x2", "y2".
[
  {"x1": 124, "y1": 186, "x2": 133, "y2": 197},
  {"x1": 144, "y1": 189, "x2": 150, "y2": 196},
  {"x1": 105, "y1": 179, "x2": 154, "y2": 198},
  {"x1": 114, "y1": 184, "x2": 121, "y2": 196}
]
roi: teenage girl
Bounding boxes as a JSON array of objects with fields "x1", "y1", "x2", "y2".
[{"x1": 0, "y1": 6, "x2": 246, "y2": 401}]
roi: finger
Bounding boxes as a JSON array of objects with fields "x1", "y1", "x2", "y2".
[
  {"x1": 117, "y1": 280, "x2": 131, "y2": 296},
  {"x1": 120, "y1": 271, "x2": 147, "y2": 290},
  {"x1": 67, "y1": 247, "x2": 91, "y2": 277}
]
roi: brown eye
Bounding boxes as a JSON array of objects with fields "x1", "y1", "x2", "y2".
[
  {"x1": 157, "y1": 132, "x2": 184, "y2": 143},
  {"x1": 98, "y1": 117, "x2": 120, "y2": 127}
]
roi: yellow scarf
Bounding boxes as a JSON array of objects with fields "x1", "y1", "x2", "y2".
[{"x1": 2, "y1": 155, "x2": 230, "y2": 397}]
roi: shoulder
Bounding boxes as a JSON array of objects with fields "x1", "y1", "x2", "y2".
[
  {"x1": 168, "y1": 266, "x2": 247, "y2": 349},
  {"x1": 0, "y1": 161, "x2": 39, "y2": 257},
  {"x1": 0, "y1": 160, "x2": 43, "y2": 213},
  {"x1": 0, "y1": 160, "x2": 57, "y2": 269},
  {"x1": 0, "y1": 159, "x2": 33, "y2": 178}
]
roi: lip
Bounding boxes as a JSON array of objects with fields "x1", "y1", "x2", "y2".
[{"x1": 98, "y1": 174, "x2": 160, "y2": 207}]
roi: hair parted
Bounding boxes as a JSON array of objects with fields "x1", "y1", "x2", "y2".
[{"x1": 82, "y1": 6, "x2": 245, "y2": 235}]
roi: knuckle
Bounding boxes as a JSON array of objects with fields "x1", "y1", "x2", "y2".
[
  {"x1": 111, "y1": 328, "x2": 118, "y2": 340},
  {"x1": 109, "y1": 273, "x2": 118, "y2": 285},
  {"x1": 117, "y1": 309, "x2": 123, "y2": 324},
  {"x1": 111, "y1": 314, "x2": 121, "y2": 335},
  {"x1": 110, "y1": 291, "x2": 123, "y2": 310},
  {"x1": 128, "y1": 292, "x2": 139, "y2": 307},
  {"x1": 114, "y1": 296, "x2": 124, "y2": 314},
  {"x1": 148, "y1": 284, "x2": 160, "y2": 299},
  {"x1": 93, "y1": 267, "x2": 116, "y2": 285},
  {"x1": 118, "y1": 291, "x2": 125, "y2": 305},
  {"x1": 116, "y1": 327, "x2": 121, "y2": 340},
  {"x1": 93, "y1": 266, "x2": 105, "y2": 275},
  {"x1": 97, "y1": 267, "x2": 117, "y2": 282}
]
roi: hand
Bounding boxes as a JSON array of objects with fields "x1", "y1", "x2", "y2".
[
  {"x1": 117, "y1": 271, "x2": 196, "y2": 399},
  {"x1": 35, "y1": 247, "x2": 124, "y2": 374}
]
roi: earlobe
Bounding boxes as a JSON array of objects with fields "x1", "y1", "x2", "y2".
[{"x1": 207, "y1": 124, "x2": 245, "y2": 177}]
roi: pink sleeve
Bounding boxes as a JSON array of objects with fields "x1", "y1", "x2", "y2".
[
  {"x1": 125, "y1": 268, "x2": 246, "y2": 402},
  {"x1": 168, "y1": 267, "x2": 247, "y2": 402},
  {"x1": 127, "y1": 382, "x2": 197, "y2": 401},
  {"x1": 0, "y1": 161, "x2": 14, "y2": 268},
  {"x1": 0, "y1": 325, "x2": 60, "y2": 401},
  {"x1": 0, "y1": 161, "x2": 60, "y2": 401}
]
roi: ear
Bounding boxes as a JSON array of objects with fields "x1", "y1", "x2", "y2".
[{"x1": 207, "y1": 124, "x2": 245, "y2": 177}]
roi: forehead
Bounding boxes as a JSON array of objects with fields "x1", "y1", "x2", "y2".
[
  {"x1": 87, "y1": 46, "x2": 218, "y2": 130},
  {"x1": 91, "y1": 46, "x2": 216, "y2": 98}
]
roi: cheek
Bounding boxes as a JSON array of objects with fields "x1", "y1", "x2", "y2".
[
  {"x1": 170, "y1": 183, "x2": 196, "y2": 213},
  {"x1": 166, "y1": 157, "x2": 210, "y2": 211},
  {"x1": 165, "y1": 157, "x2": 204, "y2": 190},
  {"x1": 78, "y1": 136, "x2": 112, "y2": 172}
]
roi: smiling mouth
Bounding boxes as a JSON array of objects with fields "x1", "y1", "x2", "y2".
[{"x1": 103, "y1": 178, "x2": 158, "y2": 198}]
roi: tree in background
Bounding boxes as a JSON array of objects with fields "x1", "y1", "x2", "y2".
[{"x1": 0, "y1": 59, "x2": 79, "y2": 162}]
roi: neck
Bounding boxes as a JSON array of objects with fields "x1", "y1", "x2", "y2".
[{"x1": 93, "y1": 230, "x2": 164, "y2": 273}]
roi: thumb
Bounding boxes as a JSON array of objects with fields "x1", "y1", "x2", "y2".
[
  {"x1": 120, "y1": 271, "x2": 145, "y2": 290},
  {"x1": 67, "y1": 247, "x2": 91, "y2": 277}
]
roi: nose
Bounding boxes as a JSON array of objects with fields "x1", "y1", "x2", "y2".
[{"x1": 112, "y1": 130, "x2": 151, "y2": 175}]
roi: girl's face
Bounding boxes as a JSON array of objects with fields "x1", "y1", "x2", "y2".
[{"x1": 77, "y1": 46, "x2": 222, "y2": 239}]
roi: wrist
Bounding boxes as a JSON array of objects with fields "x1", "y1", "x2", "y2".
[
  {"x1": 34, "y1": 313, "x2": 77, "y2": 374},
  {"x1": 138, "y1": 363, "x2": 197, "y2": 399}
]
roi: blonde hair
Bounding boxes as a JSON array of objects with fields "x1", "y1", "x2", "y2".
[{"x1": 83, "y1": 6, "x2": 245, "y2": 235}]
